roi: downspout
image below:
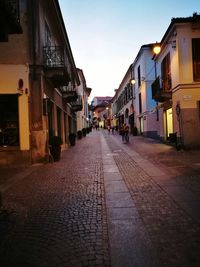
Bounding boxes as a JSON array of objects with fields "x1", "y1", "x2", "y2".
[{"x1": 28, "y1": 0, "x2": 37, "y2": 163}]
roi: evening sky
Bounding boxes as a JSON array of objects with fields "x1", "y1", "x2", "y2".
[{"x1": 58, "y1": 0, "x2": 199, "y2": 101}]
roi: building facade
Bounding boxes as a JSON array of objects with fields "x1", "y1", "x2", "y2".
[
  {"x1": 91, "y1": 96, "x2": 112, "y2": 128},
  {"x1": 0, "y1": 0, "x2": 81, "y2": 165},
  {"x1": 152, "y1": 14, "x2": 200, "y2": 148},
  {"x1": 76, "y1": 69, "x2": 91, "y2": 131},
  {"x1": 131, "y1": 44, "x2": 159, "y2": 138},
  {"x1": 111, "y1": 14, "x2": 200, "y2": 149},
  {"x1": 114, "y1": 66, "x2": 134, "y2": 132}
]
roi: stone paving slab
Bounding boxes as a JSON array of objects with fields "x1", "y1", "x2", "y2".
[
  {"x1": 104, "y1": 172, "x2": 123, "y2": 182},
  {"x1": 101, "y1": 134, "x2": 158, "y2": 267},
  {"x1": 105, "y1": 180, "x2": 129, "y2": 193},
  {"x1": 109, "y1": 219, "x2": 158, "y2": 267},
  {"x1": 105, "y1": 192, "x2": 135, "y2": 208}
]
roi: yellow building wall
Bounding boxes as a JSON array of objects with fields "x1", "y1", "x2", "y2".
[
  {"x1": 173, "y1": 88, "x2": 200, "y2": 108},
  {"x1": 0, "y1": 64, "x2": 30, "y2": 150}
]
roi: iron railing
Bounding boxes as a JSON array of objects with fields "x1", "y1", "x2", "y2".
[
  {"x1": 43, "y1": 46, "x2": 64, "y2": 68},
  {"x1": 71, "y1": 95, "x2": 83, "y2": 111},
  {"x1": 151, "y1": 76, "x2": 172, "y2": 102},
  {"x1": 7, "y1": 0, "x2": 20, "y2": 22}
]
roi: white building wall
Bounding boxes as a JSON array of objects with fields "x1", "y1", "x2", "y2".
[{"x1": 133, "y1": 47, "x2": 160, "y2": 137}]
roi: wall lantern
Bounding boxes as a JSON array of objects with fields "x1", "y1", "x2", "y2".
[{"x1": 153, "y1": 43, "x2": 161, "y2": 55}]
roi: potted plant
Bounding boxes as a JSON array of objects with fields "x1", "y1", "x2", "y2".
[
  {"x1": 82, "y1": 128, "x2": 86, "y2": 137},
  {"x1": 49, "y1": 136, "x2": 62, "y2": 161},
  {"x1": 77, "y1": 130, "x2": 82, "y2": 139},
  {"x1": 69, "y1": 133, "x2": 76, "y2": 146}
]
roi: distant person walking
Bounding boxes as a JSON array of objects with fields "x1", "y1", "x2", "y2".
[
  {"x1": 124, "y1": 123, "x2": 129, "y2": 143},
  {"x1": 120, "y1": 124, "x2": 125, "y2": 143},
  {"x1": 107, "y1": 125, "x2": 111, "y2": 134},
  {"x1": 111, "y1": 126, "x2": 115, "y2": 134}
]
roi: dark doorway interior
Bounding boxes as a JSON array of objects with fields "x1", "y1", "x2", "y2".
[{"x1": 0, "y1": 94, "x2": 19, "y2": 146}]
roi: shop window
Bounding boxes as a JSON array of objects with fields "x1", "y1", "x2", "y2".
[{"x1": 0, "y1": 94, "x2": 19, "y2": 146}]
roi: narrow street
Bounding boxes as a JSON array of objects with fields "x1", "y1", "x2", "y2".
[{"x1": 0, "y1": 130, "x2": 200, "y2": 267}]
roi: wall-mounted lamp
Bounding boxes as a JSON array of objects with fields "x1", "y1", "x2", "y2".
[
  {"x1": 130, "y1": 79, "x2": 136, "y2": 85},
  {"x1": 153, "y1": 43, "x2": 161, "y2": 55},
  {"x1": 152, "y1": 43, "x2": 161, "y2": 78},
  {"x1": 130, "y1": 76, "x2": 146, "y2": 85}
]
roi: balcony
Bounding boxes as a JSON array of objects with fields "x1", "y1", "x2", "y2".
[
  {"x1": 43, "y1": 46, "x2": 70, "y2": 87},
  {"x1": 70, "y1": 95, "x2": 83, "y2": 112},
  {"x1": 0, "y1": 0, "x2": 23, "y2": 41},
  {"x1": 60, "y1": 84, "x2": 78, "y2": 103},
  {"x1": 151, "y1": 76, "x2": 172, "y2": 102}
]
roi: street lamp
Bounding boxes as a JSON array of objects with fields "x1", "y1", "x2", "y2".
[
  {"x1": 153, "y1": 43, "x2": 161, "y2": 55},
  {"x1": 152, "y1": 42, "x2": 161, "y2": 121},
  {"x1": 130, "y1": 79, "x2": 136, "y2": 85},
  {"x1": 152, "y1": 42, "x2": 161, "y2": 78}
]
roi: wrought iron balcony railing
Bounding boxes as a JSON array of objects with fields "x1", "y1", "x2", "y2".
[
  {"x1": 7, "y1": 0, "x2": 20, "y2": 22},
  {"x1": 0, "y1": 0, "x2": 22, "y2": 40},
  {"x1": 70, "y1": 95, "x2": 83, "y2": 112},
  {"x1": 60, "y1": 84, "x2": 78, "y2": 102},
  {"x1": 151, "y1": 76, "x2": 172, "y2": 102},
  {"x1": 43, "y1": 46, "x2": 64, "y2": 68}
]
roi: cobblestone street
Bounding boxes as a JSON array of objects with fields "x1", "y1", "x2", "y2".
[
  {"x1": 0, "y1": 130, "x2": 200, "y2": 266},
  {"x1": 0, "y1": 132, "x2": 110, "y2": 267}
]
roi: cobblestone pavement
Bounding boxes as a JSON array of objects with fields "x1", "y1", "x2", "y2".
[
  {"x1": 0, "y1": 130, "x2": 200, "y2": 267},
  {"x1": 0, "y1": 132, "x2": 111, "y2": 267},
  {"x1": 103, "y1": 131, "x2": 200, "y2": 266}
]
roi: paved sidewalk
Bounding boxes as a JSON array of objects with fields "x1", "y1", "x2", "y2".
[
  {"x1": 102, "y1": 131, "x2": 200, "y2": 266},
  {"x1": 0, "y1": 130, "x2": 200, "y2": 266},
  {"x1": 109, "y1": 132, "x2": 200, "y2": 223},
  {"x1": 101, "y1": 134, "x2": 158, "y2": 267}
]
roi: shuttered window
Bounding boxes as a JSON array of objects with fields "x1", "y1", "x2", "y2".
[
  {"x1": 161, "y1": 52, "x2": 171, "y2": 91},
  {"x1": 192, "y1": 38, "x2": 200, "y2": 81}
]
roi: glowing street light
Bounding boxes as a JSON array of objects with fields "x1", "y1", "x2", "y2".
[{"x1": 153, "y1": 43, "x2": 161, "y2": 55}]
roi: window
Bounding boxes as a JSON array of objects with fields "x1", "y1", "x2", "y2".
[
  {"x1": 198, "y1": 100, "x2": 200, "y2": 120},
  {"x1": 57, "y1": 107, "x2": 62, "y2": 138},
  {"x1": 139, "y1": 93, "x2": 142, "y2": 113},
  {"x1": 45, "y1": 22, "x2": 51, "y2": 46},
  {"x1": 192, "y1": 38, "x2": 200, "y2": 81},
  {"x1": 161, "y1": 52, "x2": 171, "y2": 91},
  {"x1": 137, "y1": 66, "x2": 141, "y2": 87}
]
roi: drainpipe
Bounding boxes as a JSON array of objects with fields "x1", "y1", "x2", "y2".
[
  {"x1": 28, "y1": 0, "x2": 37, "y2": 163},
  {"x1": 176, "y1": 103, "x2": 183, "y2": 150}
]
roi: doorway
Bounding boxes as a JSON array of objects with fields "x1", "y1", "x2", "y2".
[
  {"x1": 165, "y1": 108, "x2": 173, "y2": 138},
  {"x1": 0, "y1": 94, "x2": 19, "y2": 146}
]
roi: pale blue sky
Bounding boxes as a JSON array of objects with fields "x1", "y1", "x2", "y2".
[{"x1": 58, "y1": 0, "x2": 199, "y2": 101}]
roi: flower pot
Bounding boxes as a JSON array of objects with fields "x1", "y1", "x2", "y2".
[
  {"x1": 77, "y1": 130, "x2": 82, "y2": 139},
  {"x1": 50, "y1": 145, "x2": 61, "y2": 161},
  {"x1": 69, "y1": 133, "x2": 76, "y2": 146},
  {"x1": 49, "y1": 136, "x2": 62, "y2": 162}
]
